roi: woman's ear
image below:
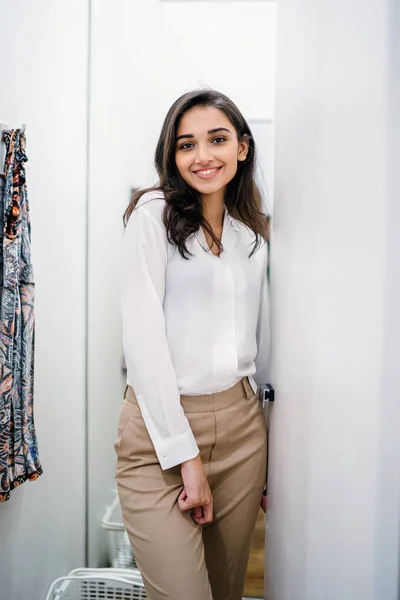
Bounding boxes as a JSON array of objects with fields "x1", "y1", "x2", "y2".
[{"x1": 238, "y1": 135, "x2": 250, "y2": 162}]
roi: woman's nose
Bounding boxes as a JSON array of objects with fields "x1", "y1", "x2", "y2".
[{"x1": 194, "y1": 145, "x2": 213, "y2": 165}]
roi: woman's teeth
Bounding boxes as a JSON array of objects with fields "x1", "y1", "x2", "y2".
[
  {"x1": 197, "y1": 168, "x2": 217, "y2": 175},
  {"x1": 194, "y1": 167, "x2": 220, "y2": 178}
]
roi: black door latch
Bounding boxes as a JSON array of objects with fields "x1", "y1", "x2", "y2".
[{"x1": 259, "y1": 383, "x2": 275, "y2": 408}]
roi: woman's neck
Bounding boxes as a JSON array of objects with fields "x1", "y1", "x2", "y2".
[{"x1": 201, "y1": 191, "x2": 225, "y2": 229}]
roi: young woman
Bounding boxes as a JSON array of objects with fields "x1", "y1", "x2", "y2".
[{"x1": 115, "y1": 89, "x2": 270, "y2": 600}]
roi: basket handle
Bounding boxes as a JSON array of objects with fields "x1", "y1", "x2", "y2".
[{"x1": 44, "y1": 574, "x2": 144, "y2": 600}]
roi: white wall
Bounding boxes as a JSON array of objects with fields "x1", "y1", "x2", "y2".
[
  {"x1": 268, "y1": 1, "x2": 400, "y2": 599},
  {"x1": 87, "y1": 0, "x2": 277, "y2": 566},
  {"x1": 0, "y1": 2, "x2": 88, "y2": 598}
]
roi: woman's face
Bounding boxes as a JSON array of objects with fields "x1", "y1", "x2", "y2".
[{"x1": 175, "y1": 106, "x2": 248, "y2": 201}]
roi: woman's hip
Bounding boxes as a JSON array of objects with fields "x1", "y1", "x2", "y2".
[{"x1": 115, "y1": 376, "x2": 267, "y2": 479}]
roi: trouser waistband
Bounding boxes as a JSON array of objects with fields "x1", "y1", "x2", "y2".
[{"x1": 124, "y1": 376, "x2": 256, "y2": 413}]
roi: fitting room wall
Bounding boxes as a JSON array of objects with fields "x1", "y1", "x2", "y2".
[
  {"x1": 0, "y1": 2, "x2": 88, "y2": 599},
  {"x1": 87, "y1": 0, "x2": 277, "y2": 566},
  {"x1": 268, "y1": 1, "x2": 400, "y2": 598}
]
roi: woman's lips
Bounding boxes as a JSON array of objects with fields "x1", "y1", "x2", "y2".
[{"x1": 192, "y1": 166, "x2": 222, "y2": 180}]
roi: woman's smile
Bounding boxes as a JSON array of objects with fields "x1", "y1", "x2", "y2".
[{"x1": 192, "y1": 166, "x2": 223, "y2": 180}]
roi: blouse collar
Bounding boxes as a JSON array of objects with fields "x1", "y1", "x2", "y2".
[{"x1": 196, "y1": 205, "x2": 239, "y2": 259}]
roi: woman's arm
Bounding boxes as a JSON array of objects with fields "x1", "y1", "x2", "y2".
[{"x1": 122, "y1": 200, "x2": 199, "y2": 470}]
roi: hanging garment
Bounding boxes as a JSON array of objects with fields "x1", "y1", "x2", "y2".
[{"x1": 0, "y1": 129, "x2": 42, "y2": 502}]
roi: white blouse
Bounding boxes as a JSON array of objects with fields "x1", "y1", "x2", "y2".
[{"x1": 122, "y1": 190, "x2": 270, "y2": 470}]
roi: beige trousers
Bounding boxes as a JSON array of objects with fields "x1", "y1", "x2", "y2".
[{"x1": 114, "y1": 376, "x2": 267, "y2": 600}]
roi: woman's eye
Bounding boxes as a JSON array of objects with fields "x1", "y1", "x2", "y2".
[
  {"x1": 212, "y1": 136, "x2": 226, "y2": 144},
  {"x1": 180, "y1": 142, "x2": 194, "y2": 150}
]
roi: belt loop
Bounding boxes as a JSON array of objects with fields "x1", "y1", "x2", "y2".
[{"x1": 241, "y1": 378, "x2": 248, "y2": 400}]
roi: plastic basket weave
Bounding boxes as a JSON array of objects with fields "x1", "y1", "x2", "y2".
[
  {"x1": 101, "y1": 493, "x2": 137, "y2": 569},
  {"x1": 44, "y1": 568, "x2": 146, "y2": 600}
]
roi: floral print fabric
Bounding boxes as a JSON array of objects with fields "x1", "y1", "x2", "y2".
[{"x1": 0, "y1": 129, "x2": 42, "y2": 502}]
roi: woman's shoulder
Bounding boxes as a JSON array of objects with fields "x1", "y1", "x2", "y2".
[{"x1": 135, "y1": 189, "x2": 166, "y2": 223}]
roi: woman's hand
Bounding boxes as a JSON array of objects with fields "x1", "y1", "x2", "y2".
[
  {"x1": 261, "y1": 488, "x2": 267, "y2": 513},
  {"x1": 179, "y1": 454, "x2": 213, "y2": 525}
]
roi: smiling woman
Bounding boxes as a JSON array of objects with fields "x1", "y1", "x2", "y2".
[
  {"x1": 175, "y1": 106, "x2": 250, "y2": 255},
  {"x1": 176, "y1": 107, "x2": 248, "y2": 196},
  {"x1": 116, "y1": 88, "x2": 271, "y2": 600},
  {"x1": 124, "y1": 89, "x2": 269, "y2": 259}
]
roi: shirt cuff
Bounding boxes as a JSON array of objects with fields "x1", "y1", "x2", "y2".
[
  {"x1": 248, "y1": 375, "x2": 259, "y2": 394},
  {"x1": 156, "y1": 429, "x2": 200, "y2": 470}
]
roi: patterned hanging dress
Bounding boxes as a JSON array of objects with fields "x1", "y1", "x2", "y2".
[{"x1": 0, "y1": 129, "x2": 42, "y2": 502}]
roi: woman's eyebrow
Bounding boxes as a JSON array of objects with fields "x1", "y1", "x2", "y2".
[
  {"x1": 176, "y1": 127, "x2": 232, "y2": 142},
  {"x1": 208, "y1": 127, "x2": 231, "y2": 135}
]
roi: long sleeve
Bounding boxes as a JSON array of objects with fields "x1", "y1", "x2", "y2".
[
  {"x1": 121, "y1": 201, "x2": 199, "y2": 470},
  {"x1": 254, "y1": 243, "x2": 270, "y2": 385}
]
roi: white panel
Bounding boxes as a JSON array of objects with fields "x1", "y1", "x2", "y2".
[
  {"x1": 86, "y1": 0, "x2": 127, "y2": 567},
  {"x1": 267, "y1": 1, "x2": 400, "y2": 599}
]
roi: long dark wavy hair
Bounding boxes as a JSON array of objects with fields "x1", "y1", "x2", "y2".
[{"x1": 123, "y1": 89, "x2": 270, "y2": 258}]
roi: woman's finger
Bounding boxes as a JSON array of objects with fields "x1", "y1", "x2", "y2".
[
  {"x1": 178, "y1": 496, "x2": 190, "y2": 511},
  {"x1": 178, "y1": 487, "x2": 187, "y2": 502},
  {"x1": 202, "y1": 501, "x2": 213, "y2": 524},
  {"x1": 192, "y1": 506, "x2": 203, "y2": 520},
  {"x1": 261, "y1": 494, "x2": 267, "y2": 512}
]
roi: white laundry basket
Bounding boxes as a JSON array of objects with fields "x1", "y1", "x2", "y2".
[
  {"x1": 44, "y1": 568, "x2": 146, "y2": 600},
  {"x1": 101, "y1": 492, "x2": 137, "y2": 568}
]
